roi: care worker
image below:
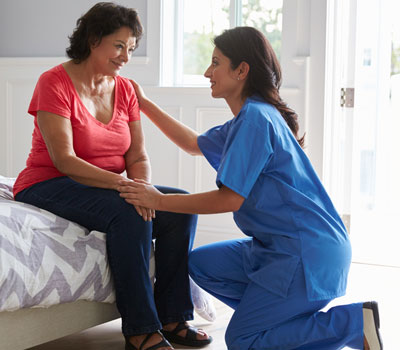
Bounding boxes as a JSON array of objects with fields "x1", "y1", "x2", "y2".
[{"x1": 118, "y1": 27, "x2": 383, "y2": 350}]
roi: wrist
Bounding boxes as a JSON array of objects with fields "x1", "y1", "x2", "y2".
[
  {"x1": 156, "y1": 192, "x2": 165, "y2": 211},
  {"x1": 113, "y1": 174, "x2": 127, "y2": 190}
]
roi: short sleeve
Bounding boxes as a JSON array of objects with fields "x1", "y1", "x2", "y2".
[
  {"x1": 28, "y1": 70, "x2": 72, "y2": 119},
  {"x1": 216, "y1": 118, "x2": 274, "y2": 198},
  {"x1": 127, "y1": 83, "x2": 140, "y2": 122},
  {"x1": 197, "y1": 123, "x2": 230, "y2": 171}
]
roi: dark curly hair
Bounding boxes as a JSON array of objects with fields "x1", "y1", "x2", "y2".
[
  {"x1": 66, "y1": 2, "x2": 143, "y2": 63},
  {"x1": 214, "y1": 27, "x2": 305, "y2": 148}
]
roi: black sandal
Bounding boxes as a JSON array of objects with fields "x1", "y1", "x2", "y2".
[
  {"x1": 161, "y1": 322, "x2": 213, "y2": 347},
  {"x1": 125, "y1": 330, "x2": 173, "y2": 350}
]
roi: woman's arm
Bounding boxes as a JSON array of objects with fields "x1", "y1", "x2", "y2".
[
  {"x1": 37, "y1": 111, "x2": 124, "y2": 189},
  {"x1": 118, "y1": 180, "x2": 245, "y2": 214},
  {"x1": 130, "y1": 79, "x2": 202, "y2": 156},
  {"x1": 123, "y1": 120, "x2": 155, "y2": 221},
  {"x1": 124, "y1": 120, "x2": 151, "y2": 182}
]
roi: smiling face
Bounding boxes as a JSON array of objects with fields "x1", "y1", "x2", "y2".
[
  {"x1": 204, "y1": 47, "x2": 243, "y2": 100},
  {"x1": 89, "y1": 26, "x2": 136, "y2": 76}
]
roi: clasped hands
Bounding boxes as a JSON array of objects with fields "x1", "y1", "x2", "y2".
[{"x1": 117, "y1": 179, "x2": 162, "y2": 222}]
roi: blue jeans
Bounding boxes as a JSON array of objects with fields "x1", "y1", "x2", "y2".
[{"x1": 15, "y1": 176, "x2": 198, "y2": 336}]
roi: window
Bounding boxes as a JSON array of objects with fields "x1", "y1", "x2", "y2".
[{"x1": 161, "y1": 0, "x2": 283, "y2": 86}]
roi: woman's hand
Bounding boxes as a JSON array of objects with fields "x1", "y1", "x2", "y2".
[
  {"x1": 118, "y1": 179, "x2": 162, "y2": 218},
  {"x1": 133, "y1": 204, "x2": 155, "y2": 222},
  {"x1": 130, "y1": 79, "x2": 149, "y2": 111}
]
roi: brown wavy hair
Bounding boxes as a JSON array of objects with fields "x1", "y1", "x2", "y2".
[
  {"x1": 214, "y1": 27, "x2": 305, "y2": 147},
  {"x1": 66, "y1": 2, "x2": 143, "y2": 63}
]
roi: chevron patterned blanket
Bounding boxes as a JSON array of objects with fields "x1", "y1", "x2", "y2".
[
  {"x1": 0, "y1": 176, "x2": 118, "y2": 312},
  {"x1": 0, "y1": 176, "x2": 216, "y2": 322}
]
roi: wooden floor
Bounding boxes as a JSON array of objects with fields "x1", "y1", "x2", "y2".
[{"x1": 29, "y1": 262, "x2": 399, "y2": 349}]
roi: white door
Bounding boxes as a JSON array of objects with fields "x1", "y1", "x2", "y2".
[{"x1": 326, "y1": 0, "x2": 400, "y2": 267}]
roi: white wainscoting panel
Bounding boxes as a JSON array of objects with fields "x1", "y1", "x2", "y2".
[
  {"x1": 0, "y1": 58, "x2": 66, "y2": 177},
  {"x1": 141, "y1": 106, "x2": 182, "y2": 188},
  {"x1": 194, "y1": 108, "x2": 242, "y2": 246},
  {"x1": 5, "y1": 79, "x2": 36, "y2": 176}
]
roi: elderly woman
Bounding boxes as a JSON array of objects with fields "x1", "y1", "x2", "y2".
[{"x1": 13, "y1": 3, "x2": 211, "y2": 350}]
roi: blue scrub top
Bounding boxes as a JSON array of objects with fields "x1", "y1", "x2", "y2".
[{"x1": 197, "y1": 95, "x2": 352, "y2": 301}]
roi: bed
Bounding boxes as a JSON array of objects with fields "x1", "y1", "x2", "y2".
[{"x1": 0, "y1": 175, "x2": 215, "y2": 350}]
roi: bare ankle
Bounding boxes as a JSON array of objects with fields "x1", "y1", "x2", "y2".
[{"x1": 364, "y1": 335, "x2": 370, "y2": 350}]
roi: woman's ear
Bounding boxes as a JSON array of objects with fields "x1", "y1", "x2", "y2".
[
  {"x1": 238, "y1": 61, "x2": 250, "y2": 80},
  {"x1": 89, "y1": 36, "x2": 100, "y2": 50}
]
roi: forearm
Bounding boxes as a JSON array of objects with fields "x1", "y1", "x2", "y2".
[
  {"x1": 126, "y1": 157, "x2": 151, "y2": 182},
  {"x1": 55, "y1": 155, "x2": 124, "y2": 190},
  {"x1": 157, "y1": 188, "x2": 243, "y2": 214},
  {"x1": 119, "y1": 175, "x2": 245, "y2": 213},
  {"x1": 141, "y1": 98, "x2": 201, "y2": 156}
]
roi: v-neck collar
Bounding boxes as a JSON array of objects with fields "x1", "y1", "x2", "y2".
[{"x1": 59, "y1": 64, "x2": 117, "y2": 127}]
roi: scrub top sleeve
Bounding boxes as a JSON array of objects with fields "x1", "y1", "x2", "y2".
[
  {"x1": 198, "y1": 123, "x2": 229, "y2": 171},
  {"x1": 216, "y1": 118, "x2": 274, "y2": 198}
]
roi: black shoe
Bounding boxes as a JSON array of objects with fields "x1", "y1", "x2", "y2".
[
  {"x1": 363, "y1": 301, "x2": 383, "y2": 350},
  {"x1": 125, "y1": 330, "x2": 173, "y2": 350}
]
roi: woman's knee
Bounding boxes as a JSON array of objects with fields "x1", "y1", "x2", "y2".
[
  {"x1": 103, "y1": 192, "x2": 152, "y2": 236},
  {"x1": 104, "y1": 191, "x2": 141, "y2": 219},
  {"x1": 225, "y1": 326, "x2": 249, "y2": 350},
  {"x1": 225, "y1": 315, "x2": 259, "y2": 350},
  {"x1": 188, "y1": 250, "x2": 209, "y2": 293},
  {"x1": 188, "y1": 247, "x2": 211, "y2": 281}
]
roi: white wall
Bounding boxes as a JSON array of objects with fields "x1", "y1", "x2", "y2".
[
  {"x1": 0, "y1": 0, "x2": 329, "y2": 246},
  {"x1": 281, "y1": 0, "x2": 328, "y2": 177}
]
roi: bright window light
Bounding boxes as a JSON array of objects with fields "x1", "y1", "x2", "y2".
[{"x1": 162, "y1": 0, "x2": 283, "y2": 86}]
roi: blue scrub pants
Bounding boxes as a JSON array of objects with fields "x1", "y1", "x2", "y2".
[
  {"x1": 189, "y1": 239, "x2": 364, "y2": 350},
  {"x1": 15, "y1": 176, "x2": 197, "y2": 337}
]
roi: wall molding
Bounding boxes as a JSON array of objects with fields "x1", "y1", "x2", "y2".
[{"x1": 0, "y1": 56, "x2": 149, "y2": 67}]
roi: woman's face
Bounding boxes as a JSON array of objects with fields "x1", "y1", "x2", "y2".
[
  {"x1": 204, "y1": 47, "x2": 242, "y2": 99},
  {"x1": 89, "y1": 26, "x2": 136, "y2": 75}
]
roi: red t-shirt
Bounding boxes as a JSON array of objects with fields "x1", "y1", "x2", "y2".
[{"x1": 13, "y1": 64, "x2": 140, "y2": 196}]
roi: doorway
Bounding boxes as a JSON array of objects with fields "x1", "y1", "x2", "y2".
[{"x1": 325, "y1": 0, "x2": 400, "y2": 267}]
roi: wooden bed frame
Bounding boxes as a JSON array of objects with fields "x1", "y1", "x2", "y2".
[{"x1": 0, "y1": 301, "x2": 120, "y2": 350}]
